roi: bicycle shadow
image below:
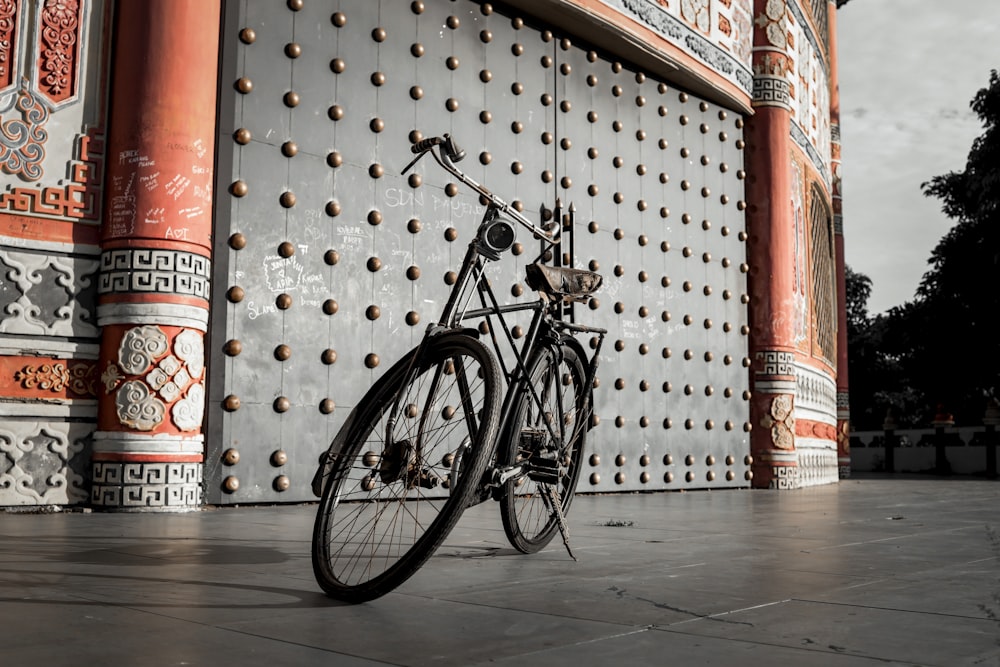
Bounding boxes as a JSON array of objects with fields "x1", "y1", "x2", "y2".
[{"x1": 0, "y1": 539, "x2": 349, "y2": 609}]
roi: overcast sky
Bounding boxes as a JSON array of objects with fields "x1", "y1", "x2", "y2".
[{"x1": 836, "y1": 0, "x2": 999, "y2": 315}]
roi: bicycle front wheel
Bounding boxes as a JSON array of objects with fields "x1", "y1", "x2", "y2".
[
  {"x1": 499, "y1": 340, "x2": 589, "y2": 553},
  {"x1": 312, "y1": 334, "x2": 501, "y2": 603}
]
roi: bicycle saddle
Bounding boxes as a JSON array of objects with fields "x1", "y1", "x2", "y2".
[{"x1": 525, "y1": 262, "x2": 603, "y2": 301}]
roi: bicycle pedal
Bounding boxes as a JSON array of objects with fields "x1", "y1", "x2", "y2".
[{"x1": 526, "y1": 456, "x2": 561, "y2": 484}]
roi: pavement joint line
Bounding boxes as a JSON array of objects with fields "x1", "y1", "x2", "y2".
[
  {"x1": 663, "y1": 598, "x2": 792, "y2": 626},
  {"x1": 790, "y1": 597, "x2": 1000, "y2": 622},
  {"x1": 613, "y1": 598, "x2": 790, "y2": 628},
  {"x1": 484, "y1": 624, "x2": 656, "y2": 658},
  {"x1": 807, "y1": 525, "x2": 990, "y2": 552}
]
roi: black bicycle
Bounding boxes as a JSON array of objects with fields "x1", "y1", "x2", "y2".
[{"x1": 311, "y1": 134, "x2": 606, "y2": 603}]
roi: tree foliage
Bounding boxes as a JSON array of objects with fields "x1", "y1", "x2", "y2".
[
  {"x1": 916, "y1": 69, "x2": 1000, "y2": 423},
  {"x1": 848, "y1": 71, "x2": 1000, "y2": 429},
  {"x1": 845, "y1": 268, "x2": 922, "y2": 429},
  {"x1": 844, "y1": 265, "x2": 871, "y2": 330}
]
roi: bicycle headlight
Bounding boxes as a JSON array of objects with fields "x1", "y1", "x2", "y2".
[{"x1": 481, "y1": 216, "x2": 516, "y2": 255}]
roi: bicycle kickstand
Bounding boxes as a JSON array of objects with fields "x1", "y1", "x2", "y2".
[{"x1": 541, "y1": 485, "x2": 578, "y2": 561}]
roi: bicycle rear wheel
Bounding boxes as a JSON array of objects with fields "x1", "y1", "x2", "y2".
[
  {"x1": 312, "y1": 334, "x2": 501, "y2": 603},
  {"x1": 499, "y1": 340, "x2": 589, "y2": 553}
]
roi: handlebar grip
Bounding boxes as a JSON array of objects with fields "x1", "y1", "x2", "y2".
[{"x1": 410, "y1": 137, "x2": 442, "y2": 154}]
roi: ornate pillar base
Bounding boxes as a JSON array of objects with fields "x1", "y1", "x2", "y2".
[
  {"x1": 749, "y1": 359, "x2": 798, "y2": 489},
  {"x1": 90, "y1": 432, "x2": 203, "y2": 511},
  {"x1": 753, "y1": 450, "x2": 801, "y2": 490},
  {"x1": 92, "y1": 321, "x2": 208, "y2": 511}
]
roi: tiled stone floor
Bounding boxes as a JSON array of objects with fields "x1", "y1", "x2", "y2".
[{"x1": 2, "y1": 474, "x2": 998, "y2": 666}]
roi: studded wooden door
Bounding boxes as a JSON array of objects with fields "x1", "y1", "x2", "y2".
[{"x1": 207, "y1": 0, "x2": 750, "y2": 504}]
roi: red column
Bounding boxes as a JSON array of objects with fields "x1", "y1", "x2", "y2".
[
  {"x1": 744, "y1": 0, "x2": 799, "y2": 489},
  {"x1": 829, "y1": 0, "x2": 851, "y2": 478},
  {"x1": 92, "y1": 0, "x2": 221, "y2": 510}
]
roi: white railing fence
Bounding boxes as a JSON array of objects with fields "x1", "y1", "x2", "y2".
[{"x1": 850, "y1": 426, "x2": 999, "y2": 476}]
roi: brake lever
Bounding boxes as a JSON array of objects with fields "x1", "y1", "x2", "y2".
[{"x1": 401, "y1": 150, "x2": 427, "y2": 176}]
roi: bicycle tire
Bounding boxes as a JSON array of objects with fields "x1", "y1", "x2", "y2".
[
  {"x1": 312, "y1": 333, "x2": 501, "y2": 603},
  {"x1": 498, "y1": 339, "x2": 589, "y2": 553}
]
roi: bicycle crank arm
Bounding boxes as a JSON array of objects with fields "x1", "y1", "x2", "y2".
[{"x1": 490, "y1": 463, "x2": 528, "y2": 486}]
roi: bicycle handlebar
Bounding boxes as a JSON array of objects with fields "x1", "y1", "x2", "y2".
[
  {"x1": 412, "y1": 134, "x2": 467, "y2": 162},
  {"x1": 410, "y1": 133, "x2": 558, "y2": 245},
  {"x1": 410, "y1": 136, "x2": 442, "y2": 154}
]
